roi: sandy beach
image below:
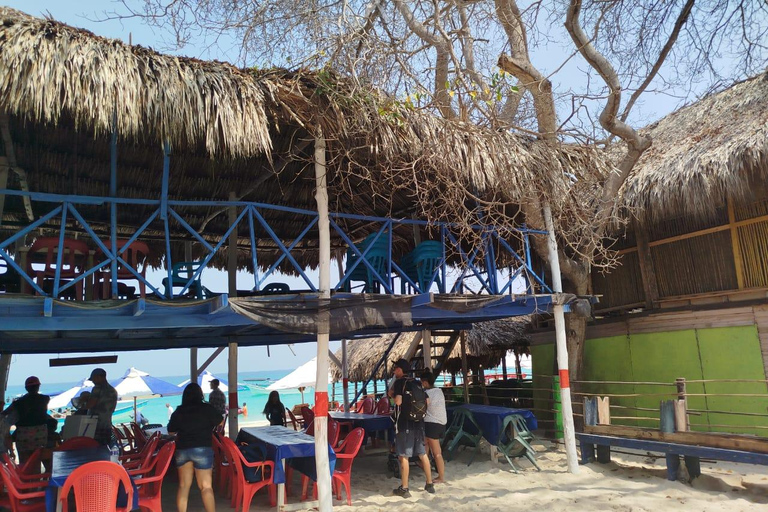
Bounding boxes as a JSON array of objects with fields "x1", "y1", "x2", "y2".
[{"x1": 162, "y1": 437, "x2": 768, "y2": 511}]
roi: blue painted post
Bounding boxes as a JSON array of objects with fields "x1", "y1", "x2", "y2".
[
  {"x1": 440, "y1": 226, "x2": 447, "y2": 293},
  {"x1": 110, "y1": 120, "x2": 118, "y2": 298},
  {"x1": 523, "y1": 226, "x2": 532, "y2": 293},
  {"x1": 248, "y1": 206, "x2": 259, "y2": 291},
  {"x1": 161, "y1": 142, "x2": 172, "y2": 298},
  {"x1": 387, "y1": 220, "x2": 393, "y2": 292},
  {"x1": 52, "y1": 203, "x2": 69, "y2": 298}
]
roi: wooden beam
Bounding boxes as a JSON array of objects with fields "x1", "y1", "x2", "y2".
[
  {"x1": 633, "y1": 220, "x2": 659, "y2": 308},
  {"x1": 728, "y1": 198, "x2": 746, "y2": 289},
  {"x1": 50, "y1": 355, "x2": 118, "y2": 367},
  {"x1": 584, "y1": 424, "x2": 768, "y2": 454},
  {"x1": 198, "y1": 347, "x2": 225, "y2": 374}
]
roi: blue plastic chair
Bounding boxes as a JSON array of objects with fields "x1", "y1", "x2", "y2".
[
  {"x1": 161, "y1": 261, "x2": 205, "y2": 298},
  {"x1": 399, "y1": 241, "x2": 443, "y2": 293},
  {"x1": 343, "y1": 231, "x2": 390, "y2": 292}
]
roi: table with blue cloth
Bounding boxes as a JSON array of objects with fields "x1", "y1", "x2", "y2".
[
  {"x1": 46, "y1": 446, "x2": 139, "y2": 512},
  {"x1": 447, "y1": 404, "x2": 538, "y2": 445},
  {"x1": 236, "y1": 426, "x2": 336, "y2": 510}
]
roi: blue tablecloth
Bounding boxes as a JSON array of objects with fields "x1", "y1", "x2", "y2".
[
  {"x1": 447, "y1": 404, "x2": 538, "y2": 445},
  {"x1": 329, "y1": 412, "x2": 393, "y2": 433},
  {"x1": 236, "y1": 426, "x2": 336, "y2": 484},
  {"x1": 46, "y1": 446, "x2": 139, "y2": 512}
]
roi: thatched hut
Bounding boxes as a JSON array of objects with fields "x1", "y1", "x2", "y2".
[
  {"x1": 330, "y1": 317, "x2": 531, "y2": 383},
  {"x1": 531, "y1": 71, "x2": 768, "y2": 436},
  {"x1": 0, "y1": 7, "x2": 612, "y2": 274}
]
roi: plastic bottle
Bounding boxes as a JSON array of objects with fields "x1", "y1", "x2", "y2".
[{"x1": 110, "y1": 443, "x2": 120, "y2": 464}]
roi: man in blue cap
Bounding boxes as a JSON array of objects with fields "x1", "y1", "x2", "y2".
[{"x1": 85, "y1": 368, "x2": 117, "y2": 445}]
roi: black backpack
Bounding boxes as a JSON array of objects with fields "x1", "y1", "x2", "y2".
[{"x1": 403, "y1": 379, "x2": 428, "y2": 422}]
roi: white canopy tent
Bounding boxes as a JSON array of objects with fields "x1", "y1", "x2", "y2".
[
  {"x1": 178, "y1": 370, "x2": 230, "y2": 395},
  {"x1": 267, "y1": 357, "x2": 332, "y2": 403}
]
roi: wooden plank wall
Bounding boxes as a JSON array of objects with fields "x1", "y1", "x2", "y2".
[
  {"x1": 753, "y1": 305, "x2": 768, "y2": 379},
  {"x1": 594, "y1": 195, "x2": 768, "y2": 311}
]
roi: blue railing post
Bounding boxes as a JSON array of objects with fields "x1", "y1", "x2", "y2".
[
  {"x1": 440, "y1": 225, "x2": 447, "y2": 293},
  {"x1": 248, "y1": 206, "x2": 259, "y2": 291},
  {"x1": 52, "y1": 203, "x2": 69, "y2": 298},
  {"x1": 161, "y1": 142, "x2": 172, "y2": 299}
]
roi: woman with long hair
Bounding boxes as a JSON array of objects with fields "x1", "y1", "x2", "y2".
[
  {"x1": 420, "y1": 370, "x2": 446, "y2": 483},
  {"x1": 168, "y1": 383, "x2": 222, "y2": 512},
  {"x1": 263, "y1": 390, "x2": 286, "y2": 426}
]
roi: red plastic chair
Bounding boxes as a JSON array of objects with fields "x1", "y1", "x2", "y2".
[
  {"x1": 58, "y1": 461, "x2": 133, "y2": 512},
  {"x1": 301, "y1": 406, "x2": 314, "y2": 430},
  {"x1": 26, "y1": 237, "x2": 89, "y2": 300},
  {"x1": 309, "y1": 427, "x2": 365, "y2": 505},
  {"x1": 56, "y1": 437, "x2": 100, "y2": 451},
  {"x1": 95, "y1": 240, "x2": 150, "y2": 299},
  {"x1": 221, "y1": 436, "x2": 275, "y2": 512},
  {"x1": 122, "y1": 434, "x2": 160, "y2": 474},
  {"x1": 1, "y1": 452, "x2": 50, "y2": 483},
  {"x1": 300, "y1": 419, "x2": 340, "y2": 499},
  {"x1": 375, "y1": 397, "x2": 391, "y2": 415},
  {"x1": 0, "y1": 464, "x2": 46, "y2": 512},
  {"x1": 285, "y1": 409, "x2": 300, "y2": 431},
  {"x1": 130, "y1": 423, "x2": 149, "y2": 451},
  {"x1": 211, "y1": 434, "x2": 233, "y2": 498},
  {"x1": 132, "y1": 441, "x2": 175, "y2": 512}
]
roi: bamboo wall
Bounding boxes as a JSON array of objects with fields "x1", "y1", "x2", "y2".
[{"x1": 593, "y1": 196, "x2": 768, "y2": 310}]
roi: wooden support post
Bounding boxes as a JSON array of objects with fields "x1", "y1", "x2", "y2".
[
  {"x1": 675, "y1": 377, "x2": 689, "y2": 431},
  {"x1": 728, "y1": 198, "x2": 746, "y2": 290},
  {"x1": 515, "y1": 352, "x2": 522, "y2": 380},
  {"x1": 0, "y1": 156, "x2": 9, "y2": 229},
  {"x1": 227, "y1": 339, "x2": 239, "y2": 438},
  {"x1": 313, "y1": 128, "x2": 332, "y2": 512},
  {"x1": 634, "y1": 220, "x2": 659, "y2": 309},
  {"x1": 190, "y1": 349, "x2": 198, "y2": 388},
  {"x1": 0, "y1": 353, "x2": 11, "y2": 406},
  {"x1": 501, "y1": 354, "x2": 508, "y2": 381},
  {"x1": 460, "y1": 331, "x2": 469, "y2": 404},
  {"x1": 342, "y1": 339, "x2": 349, "y2": 412},
  {"x1": 543, "y1": 202, "x2": 579, "y2": 474},
  {"x1": 479, "y1": 367, "x2": 490, "y2": 405},
  {"x1": 422, "y1": 330, "x2": 432, "y2": 370},
  {"x1": 228, "y1": 193, "x2": 238, "y2": 297}
]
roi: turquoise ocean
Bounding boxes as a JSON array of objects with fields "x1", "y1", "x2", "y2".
[{"x1": 5, "y1": 370, "x2": 389, "y2": 427}]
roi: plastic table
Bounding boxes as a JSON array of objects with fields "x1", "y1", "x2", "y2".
[
  {"x1": 447, "y1": 404, "x2": 538, "y2": 445},
  {"x1": 46, "y1": 446, "x2": 138, "y2": 512},
  {"x1": 236, "y1": 426, "x2": 336, "y2": 511}
]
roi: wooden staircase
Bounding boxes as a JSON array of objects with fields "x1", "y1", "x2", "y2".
[{"x1": 408, "y1": 331, "x2": 461, "y2": 375}]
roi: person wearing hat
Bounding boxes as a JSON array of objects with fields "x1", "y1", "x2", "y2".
[
  {"x1": 1, "y1": 376, "x2": 52, "y2": 464},
  {"x1": 390, "y1": 359, "x2": 434, "y2": 498},
  {"x1": 84, "y1": 368, "x2": 118, "y2": 445}
]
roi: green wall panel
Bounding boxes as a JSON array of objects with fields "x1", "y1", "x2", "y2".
[
  {"x1": 531, "y1": 323, "x2": 768, "y2": 436},
  {"x1": 696, "y1": 325, "x2": 768, "y2": 436},
  {"x1": 530, "y1": 344, "x2": 555, "y2": 428}
]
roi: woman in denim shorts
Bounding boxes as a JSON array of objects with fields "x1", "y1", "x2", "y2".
[{"x1": 168, "y1": 383, "x2": 223, "y2": 512}]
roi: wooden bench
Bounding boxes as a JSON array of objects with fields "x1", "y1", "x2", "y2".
[{"x1": 578, "y1": 429, "x2": 768, "y2": 480}]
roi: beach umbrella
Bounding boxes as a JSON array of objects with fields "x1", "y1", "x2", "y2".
[
  {"x1": 177, "y1": 370, "x2": 229, "y2": 395},
  {"x1": 111, "y1": 367, "x2": 182, "y2": 420},
  {"x1": 267, "y1": 357, "x2": 330, "y2": 403},
  {"x1": 48, "y1": 379, "x2": 94, "y2": 410}
]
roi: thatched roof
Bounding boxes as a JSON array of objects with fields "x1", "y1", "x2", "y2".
[
  {"x1": 0, "y1": 8, "x2": 613, "y2": 272},
  {"x1": 620, "y1": 71, "x2": 768, "y2": 222},
  {"x1": 330, "y1": 317, "x2": 531, "y2": 382}
]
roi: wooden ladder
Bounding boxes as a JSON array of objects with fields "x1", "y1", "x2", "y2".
[{"x1": 409, "y1": 331, "x2": 461, "y2": 375}]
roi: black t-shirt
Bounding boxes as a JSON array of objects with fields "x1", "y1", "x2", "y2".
[
  {"x1": 5, "y1": 393, "x2": 50, "y2": 427},
  {"x1": 167, "y1": 402, "x2": 222, "y2": 450},
  {"x1": 393, "y1": 377, "x2": 413, "y2": 431},
  {"x1": 264, "y1": 402, "x2": 286, "y2": 426}
]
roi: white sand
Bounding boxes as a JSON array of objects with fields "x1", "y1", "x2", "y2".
[
  {"x1": 282, "y1": 440, "x2": 768, "y2": 511},
  {"x1": 165, "y1": 436, "x2": 768, "y2": 511}
]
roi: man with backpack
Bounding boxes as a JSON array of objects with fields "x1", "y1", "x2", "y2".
[{"x1": 391, "y1": 358, "x2": 435, "y2": 498}]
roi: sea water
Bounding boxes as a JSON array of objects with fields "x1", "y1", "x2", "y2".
[{"x1": 5, "y1": 370, "x2": 389, "y2": 426}]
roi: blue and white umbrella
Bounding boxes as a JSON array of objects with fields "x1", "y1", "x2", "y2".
[
  {"x1": 111, "y1": 367, "x2": 182, "y2": 420},
  {"x1": 48, "y1": 379, "x2": 94, "y2": 410}
]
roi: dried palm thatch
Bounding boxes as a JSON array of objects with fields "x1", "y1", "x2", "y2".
[
  {"x1": 0, "y1": 7, "x2": 615, "y2": 272},
  {"x1": 620, "y1": 71, "x2": 768, "y2": 222},
  {"x1": 330, "y1": 317, "x2": 530, "y2": 382}
]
